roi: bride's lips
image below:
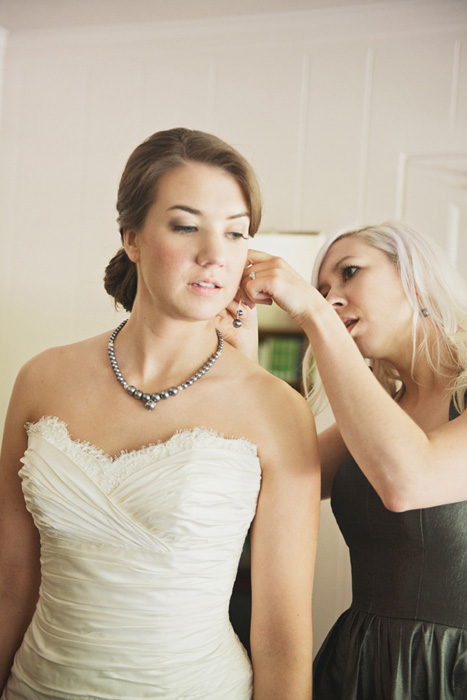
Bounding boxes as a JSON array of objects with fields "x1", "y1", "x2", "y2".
[{"x1": 188, "y1": 278, "x2": 222, "y2": 296}]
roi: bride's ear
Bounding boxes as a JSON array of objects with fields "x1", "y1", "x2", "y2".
[{"x1": 123, "y1": 228, "x2": 140, "y2": 263}]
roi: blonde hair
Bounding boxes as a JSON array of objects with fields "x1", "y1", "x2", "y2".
[{"x1": 303, "y1": 221, "x2": 467, "y2": 414}]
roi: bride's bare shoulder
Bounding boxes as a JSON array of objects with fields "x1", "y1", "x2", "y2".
[
  {"x1": 13, "y1": 330, "x2": 111, "y2": 410},
  {"x1": 222, "y1": 342, "x2": 310, "y2": 416},
  {"x1": 21, "y1": 331, "x2": 110, "y2": 374}
]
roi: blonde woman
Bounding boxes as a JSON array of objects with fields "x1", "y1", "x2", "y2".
[{"x1": 241, "y1": 222, "x2": 467, "y2": 700}]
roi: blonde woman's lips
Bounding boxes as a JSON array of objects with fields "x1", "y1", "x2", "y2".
[{"x1": 343, "y1": 318, "x2": 358, "y2": 333}]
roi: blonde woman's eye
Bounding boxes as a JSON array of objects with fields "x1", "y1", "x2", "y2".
[{"x1": 341, "y1": 265, "x2": 359, "y2": 281}]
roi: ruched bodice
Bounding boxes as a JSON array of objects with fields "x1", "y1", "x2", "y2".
[{"x1": 3, "y1": 417, "x2": 261, "y2": 700}]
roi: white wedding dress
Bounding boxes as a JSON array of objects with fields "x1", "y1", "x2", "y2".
[{"x1": 3, "y1": 417, "x2": 261, "y2": 700}]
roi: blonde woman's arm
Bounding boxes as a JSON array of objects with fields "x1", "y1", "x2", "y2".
[{"x1": 241, "y1": 249, "x2": 467, "y2": 510}]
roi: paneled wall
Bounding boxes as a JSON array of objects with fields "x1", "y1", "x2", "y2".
[{"x1": 1, "y1": 0, "x2": 466, "y2": 652}]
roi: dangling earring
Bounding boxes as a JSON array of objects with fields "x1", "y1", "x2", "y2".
[
  {"x1": 233, "y1": 301, "x2": 244, "y2": 328},
  {"x1": 421, "y1": 308, "x2": 430, "y2": 317}
]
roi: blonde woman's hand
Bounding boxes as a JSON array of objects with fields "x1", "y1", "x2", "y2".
[
  {"x1": 216, "y1": 297, "x2": 260, "y2": 361},
  {"x1": 240, "y1": 249, "x2": 316, "y2": 326}
]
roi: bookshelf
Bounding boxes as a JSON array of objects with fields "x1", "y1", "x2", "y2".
[{"x1": 258, "y1": 329, "x2": 306, "y2": 391}]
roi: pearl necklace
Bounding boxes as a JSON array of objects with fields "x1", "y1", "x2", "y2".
[{"x1": 108, "y1": 320, "x2": 224, "y2": 411}]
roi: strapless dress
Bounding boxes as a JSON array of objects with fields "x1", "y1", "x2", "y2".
[{"x1": 3, "y1": 417, "x2": 261, "y2": 700}]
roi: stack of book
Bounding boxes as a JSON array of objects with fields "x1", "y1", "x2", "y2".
[{"x1": 258, "y1": 334, "x2": 303, "y2": 385}]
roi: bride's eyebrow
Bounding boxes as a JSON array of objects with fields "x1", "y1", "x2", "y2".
[
  {"x1": 167, "y1": 205, "x2": 201, "y2": 215},
  {"x1": 228, "y1": 212, "x2": 249, "y2": 221},
  {"x1": 167, "y1": 205, "x2": 250, "y2": 220}
]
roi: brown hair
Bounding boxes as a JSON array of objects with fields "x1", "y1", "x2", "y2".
[{"x1": 104, "y1": 127, "x2": 262, "y2": 311}]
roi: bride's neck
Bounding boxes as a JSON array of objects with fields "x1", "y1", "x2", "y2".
[{"x1": 113, "y1": 311, "x2": 220, "y2": 387}]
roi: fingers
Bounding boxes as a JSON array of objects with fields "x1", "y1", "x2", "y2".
[
  {"x1": 246, "y1": 248, "x2": 275, "y2": 263},
  {"x1": 239, "y1": 249, "x2": 313, "y2": 324},
  {"x1": 244, "y1": 249, "x2": 292, "y2": 281},
  {"x1": 240, "y1": 253, "x2": 285, "y2": 305},
  {"x1": 239, "y1": 270, "x2": 273, "y2": 306}
]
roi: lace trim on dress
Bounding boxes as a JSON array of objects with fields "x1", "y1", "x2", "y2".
[{"x1": 23, "y1": 416, "x2": 259, "y2": 494}]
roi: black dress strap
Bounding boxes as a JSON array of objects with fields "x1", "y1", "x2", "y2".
[{"x1": 449, "y1": 390, "x2": 467, "y2": 421}]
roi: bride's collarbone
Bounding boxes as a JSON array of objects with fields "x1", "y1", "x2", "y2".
[
  {"x1": 34, "y1": 382, "x2": 251, "y2": 459},
  {"x1": 30, "y1": 343, "x2": 259, "y2": 455}
]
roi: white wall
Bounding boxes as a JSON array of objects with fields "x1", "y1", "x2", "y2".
[{"x1": 1, "y1": 0, "x2": 466, "y2": 653}]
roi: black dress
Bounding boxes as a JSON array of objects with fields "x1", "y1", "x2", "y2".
[{"x1": 313, "y1": 401, "x2": 467, "y2": 699}]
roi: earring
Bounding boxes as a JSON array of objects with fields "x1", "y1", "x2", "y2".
[
  {"x1": 233, "y1": 301, "x2": 244, "y2": 328},
  {"x1": 421, "y1": 308, "x2": 430, "y2": 317}
]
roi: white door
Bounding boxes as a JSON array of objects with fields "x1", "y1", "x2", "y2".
[{"x1": 397, "y1": 153, "x2": 467, "y2": 274}]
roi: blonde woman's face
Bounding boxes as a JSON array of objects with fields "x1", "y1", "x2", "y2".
[{"x1": 317, "y1": 236, "x2": 414, "y2": 363}]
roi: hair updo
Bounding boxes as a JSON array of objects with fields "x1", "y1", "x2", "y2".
[{"x1": 104, "y1": 127, "x2": 262, "y2": 312}]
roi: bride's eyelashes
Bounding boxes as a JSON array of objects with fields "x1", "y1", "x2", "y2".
[
  {"x1": 171, "y1": 224, "x2": 197, "y2": 233},
  {"x1": 227, "y1": 232, "x2": 249, "y2": 240},
  {"x1": 170, "y1": 223, "x2": 248, "y2": 240}
]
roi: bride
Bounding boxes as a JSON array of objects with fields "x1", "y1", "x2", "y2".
[{"x1": 0, "y1": 127, "x2": 320, "y2": 700}]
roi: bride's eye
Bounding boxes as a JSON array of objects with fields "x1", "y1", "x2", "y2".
[
  {"x1": 226, "y1": 231, "x2": 248, "y2": 240},
  {"x1": 340, "y1": 265, "x2": 359, "y2": 281},
  {"x1": 172, "y1": 224, "x2": 197, "y2": 234}
]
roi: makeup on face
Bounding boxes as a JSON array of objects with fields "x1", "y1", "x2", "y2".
[
  {"x1": 129, "y1": 162, "x2": 251, "y2": 320},
  {"x1": 318, "y1": 237, "x2": 414, "y2": 360}
]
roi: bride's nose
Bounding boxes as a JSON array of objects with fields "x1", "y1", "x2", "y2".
[{"x1": 196, "y1": 232, "x2": 226, "y2": 267}]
